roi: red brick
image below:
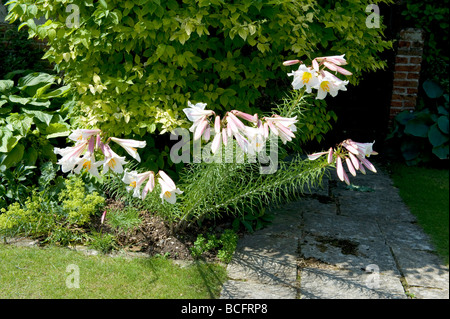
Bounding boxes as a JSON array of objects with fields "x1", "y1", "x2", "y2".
[
  {"x1": 407, "y1": 72, "x2": 420, "y2": 80},
  {"x1": 398, "y1": 40, "x2": 412, "y2": 48},
  {"x1": 395, "y1": 56, "x2": 410, "y2": 64},
  {"x1": 403, "y1": 100, "x2": 417, "y2": 108},
  {"x1": 393, "y1": 87, "x2": 407, "y2": 94},
  {"x1": 391, "y1": 100, "x2": 404, "y2": 107},
  {"x1": 393, "y1": 79, "x2": 419, "y2": 88},
  {"x1": 409, "y1": 57, "x2": 423, "y2": 64},
  {"x1": 407, "y1": 88, "x2": 419, "y2": 94},
  {"x1": 395, "y1": 64, "x2": 421, "y2": 72},
  {"x1": 394, "y1": 72, "x2": 408, "y2": 80}
]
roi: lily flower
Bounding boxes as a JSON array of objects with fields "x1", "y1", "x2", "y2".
[
  {"x1": 141, "y1": 171, "x2": 155, "y2": 200},
  {"x1": 68, "y1": 129, "x2": 102, "y2": 143},
  {"x1": 122, "y1": 170, "x2": 153, "y2": 199},
  {"x1": 315, "y1": 73, "x2": 349, "y2": 100},
  {"x1": 54, "y1": 141, "x2": 88, "y2": 173},
  {"x1": 74, "y1": 152, "x2": 102, "y2": 178},
  {"x1": 101, "y1": 143, "x2": 127, "y2": 174},
  {"x1": 158, "y1": 171, "x2": 183, "y2": 204},
  {"x1": 110, "y1": 137, "x2": 146, "y2": 162},
  {"x1": 183, "y1": 101, "x2": 215, "y2": 123},
  {"x1": 288, "y1": 64, "x2": 320, "y2": 93}
]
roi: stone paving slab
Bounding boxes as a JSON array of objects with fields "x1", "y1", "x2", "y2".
[
  {"x1": 226, "y1": 234, "x2": 298, "y2": 287},
  {"x1": 220, "y1": 280, "x2": 297, "y2": 299},
  {"x1": 299, "y1": 268, "x2": 406, "y2": 299}
]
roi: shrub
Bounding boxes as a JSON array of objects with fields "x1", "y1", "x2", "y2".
[
  {"x1": 6, "y1": 0, "x2": 392, "y2": 138},
  {"x1": 387, "y1": 80, "x2": 449, "y2": 165},
  {"x1": 0, "y1": 175, "x2": 105, "y2": 243}
]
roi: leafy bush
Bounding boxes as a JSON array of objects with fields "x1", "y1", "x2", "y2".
[
  {"x1": 6, "y1": 0, "x2": 392, "y2": 138},
  {"x1": 0, "y1": 71, "x2": 76, "y2": 169},
  {"x1": 0, "y1": 175, "x2": 105, "y2": 244},
  {"x1": 387, "y1": 80, "x2": 449, "y2": 165}
]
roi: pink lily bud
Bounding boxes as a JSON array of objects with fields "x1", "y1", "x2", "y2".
[
  {"x1": 336, "y1": 156, "x2": 346, "y2": 182},
  {"x1": 211, "y1": 132, "x2": 222, "y2": 154},
  {"x1": 194, "y1": 119, "x2": 209, "y2": 141},
  {"x1": 222, "y1": 128, "x2": 228, "y2": 146},
  {"x1": 227, "y1": 112, "x2": 246, "y2": 131},
  {"x1": 283, "y1": 59, "x2": 301, "y2": 66},
  {"x1": 345, "y1": 157, "x2": 357, "y2": 177},
  {"x1": 327, "y1": 147, "x2": 334, "y2": 164},
  {"x1": 214, "y1": 116, "x2": 221, "y2": 134},
  {"x1": 101, "y1": 211, "x2": 107, "y2": 224},
  {"x1": 232, "y1": 110, "x2": 258, "y2": 123},
  {"x1": 312, "y1": 59, "x2": 320, "y2": 72},
  {"x1": 203, "y1": 125, "x2": 211, "y2": 142},
  {"x1": 88, "y1": 135, "x2": 96, "y2": 154},
  {"x1": 348, "y1": 152, "x2": 360, "y2": 170}
]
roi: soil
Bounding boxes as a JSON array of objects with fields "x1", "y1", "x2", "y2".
[{"x1": 97, "y1": 199, "x2": 236, "y2": 262}]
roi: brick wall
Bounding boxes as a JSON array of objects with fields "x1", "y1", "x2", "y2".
[{"x1": 389, "y1": 28, "x2": 425, "y2": 121}]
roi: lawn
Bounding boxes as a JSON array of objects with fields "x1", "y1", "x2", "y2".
[
  {"x1": 0, "y1": 244, "x2": 227, "y2": 299},
  {"x1": 389, "y1": 163, "x2": 449, "y2": 265}
]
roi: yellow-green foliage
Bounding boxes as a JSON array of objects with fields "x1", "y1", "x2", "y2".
[
  {"x1": 7, "y1": 0, "x2": 392, "y2": 137},
  {"x1": 0, "y1": 176, "x2": 104, "y2": 239},
  {"x1": 58, "y1": 177, "x2": 105, "y2": 226}
]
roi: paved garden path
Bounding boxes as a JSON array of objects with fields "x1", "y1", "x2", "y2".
[{"x1": 220, "y1": 169, "x2": 449, "y2": 299}]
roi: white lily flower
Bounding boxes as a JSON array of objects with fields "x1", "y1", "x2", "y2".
[
  {"x1": 183, "y1": 101, "x2": 215, "y2": 123},
  {"x1": 288, "y1": 64, "x2": 320, "y2": 93},
  {"x1": 110, "y1": 137, "x2": 146, "y2": 162},
  {"x1": 74, "y1": 153, "x2": 102, "y2": 178},
  {"x1": 68, "y1": 129, "x2": 101, "y2": 143},
  {"x1": 54, "y1": 142, "x2": 88, "y2": 173},
  {"x1": 315, "y1": 73, "x2": 349, "y2": 100},
  {"x1": 158, "y1": 171, "x2": 183, "y2": 204},
  {"x1": 122, "y1": 170, "x2": 153, "y2": 199},
  {"x1": 102, "y1": 145, "x2": 127, "y2": 174}
]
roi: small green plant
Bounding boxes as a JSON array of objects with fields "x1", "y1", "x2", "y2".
[
  {"x1": 190, "y1": 229, "x2": 238, "y2": 263},
  {"x1": 88, "y1": 231, "x2": 117, "y2": 254},
  {"x1": 232, "y1": 208, "x2": 275, "y2": 234},
  {"x1": 104, "y1": 207, "x2": 143, "y2": 233}
]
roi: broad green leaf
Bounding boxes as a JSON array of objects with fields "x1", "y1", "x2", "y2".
[
  {"x1": 22, "y1": 109, "x2": 54, "y2": 126},
  {"x1": 438, "y1": 116, "x2": 449, "y2": 134},
  {"x1": 2, "y1": 143, "x2": 25, "y2": 168},
  {"x1": 0, "y1": 80, "x2": 14, "y2": 94},
  {"x1": 8, "y1": 95, "x2": 31, "y2": 105},
  {"x1": 428, "y1": 124, "x2": 449, "y2": 147},
  {"x1": 6, "y1": 114, "x2": 34, "y2": 136},
  {"x1": 0, "y1": 127, "x2": 21, "y2": 153},
  {"x1": 423, "y1": 80, "x2": 444, "y2": 99},
  {"x1": 432, "y1": 144, "x2": 449, "y2": 160}
]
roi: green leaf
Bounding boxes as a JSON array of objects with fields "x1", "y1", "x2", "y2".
[
  {"x1": 423, "y1": 80, "x2": 444, "y2": 99},
  {"x1": 428, "y1": 124, "x2": 449, "y2": 147},
  {"x1": 404, "y1": 113, "x2": 433, "y2": 137},
  {"x1": 2, "y1": 143, "x2": 25, "y2": 168},
  {"x1": 0, "y1": 80, "x2": 15, "y2": 94},
  {"x1": 8, "y1": 95, "x2": 31, "y2": 105},
  {"x1": 432, "y1": 144, "x2": 449, "y2": 160},
  {"x1": 438, "y1": 116, "x2": 449, "y2": 134},
  {"x1": 0, "y1": 127, "x2": 21, "y2": 153},
  {"x1": 6, "y1": 114, "x2": 33, "y2": 136},
  {"x1": 22, "y1": 109, "x2": 54, "y2": 126}
]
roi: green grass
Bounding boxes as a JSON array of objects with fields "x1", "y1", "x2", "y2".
[
  {"x1": 390, "y1": 163, "x2": 449, "y2": 265},
  {"x1": 0, "y1": 244, "x2": 227, "y2": 299}
]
